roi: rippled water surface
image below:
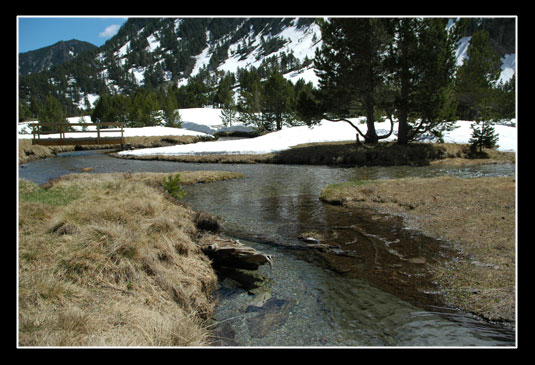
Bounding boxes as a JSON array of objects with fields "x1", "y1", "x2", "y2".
[{"x1": 19, "y1": 150, "x2": 516, "y2": 346}]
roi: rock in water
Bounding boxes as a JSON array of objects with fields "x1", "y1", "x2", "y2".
[
  {"x1": 211, "y1": 321, "x2": 239, "y2": 346},
  {"x1": 201, "y1": 241, "x2": 273, "y2": 270},
  {"x1": 242, "y1": 291, "x2": 272, "y2": 312},
  {"x1": 246, "y1": 298, "x2": 295, "y2": 338}
]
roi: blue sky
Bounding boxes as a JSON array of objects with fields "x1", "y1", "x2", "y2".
[{"x1": 18, "y1": 17, "x2": 128, "y2": 53}]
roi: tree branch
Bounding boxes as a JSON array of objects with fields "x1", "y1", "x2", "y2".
[
  {"x1": 324, "y1": 115, "x2": 395, "y2": 142},
  {"x1": 407, "y1": 118, "x2": 433, "y2": 141},
  {"x1": 376, "y1": 114, "x2": 395, "y2": 140},
  {"x1": 324, "y1": 117, "x2": 367, "y2": 139}
]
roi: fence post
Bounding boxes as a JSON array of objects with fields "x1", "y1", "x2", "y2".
[
  {"x1": 120, "y1": 123, "x2": 124, "y2": 150},
  {"x1": 31, "y1": 124, "x2": 36, "y2": 145},
  {"x1": 97, "y1": 123, "x2": 101, "y2": 145}
]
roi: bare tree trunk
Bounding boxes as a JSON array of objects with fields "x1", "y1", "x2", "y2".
[{"x1": 364, "y1": 98, "x2": 379, "y2": 144}]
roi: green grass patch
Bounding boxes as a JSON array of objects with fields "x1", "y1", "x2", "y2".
[
  {"x1": 319, "y1": 179, "x2": 371, "y2": 205},
  {"x1": 325, "y1": 179, "x2": 370, "y2": 189},
  {"x1": 19, "y1": 179, "x2": 81, "y2": 206}
]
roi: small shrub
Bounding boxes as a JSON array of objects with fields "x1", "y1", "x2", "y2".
[
  {"x1": 469, "y1": 121, "x2": 499, "y2": 155},
  {"x1": 161, "y1": 173, "x2": 186, "y2": 200}
]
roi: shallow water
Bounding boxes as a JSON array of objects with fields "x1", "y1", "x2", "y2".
[
  {"x1": 211, "y1": 236, "x2": 515, "y2": 347},
  {"x1": 18, "y1": 150, "x2": 516, "y2": 346}
]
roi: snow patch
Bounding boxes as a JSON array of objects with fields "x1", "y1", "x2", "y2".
[
  {"x1": 115, "y1": 109, "x2": 516, "y2": 157},
  {"x1": 146, "y1": 33, "x2": 160, "y2": 52},
  {"x1": 499, "y1": 53, "x2": 516, "y2": 84},
  {"x1": 456, "y1": 36, "x2": 471, "y2": 66},
  {"x1": 19, "y1": 109, "x2": 516, "y2": 155}
]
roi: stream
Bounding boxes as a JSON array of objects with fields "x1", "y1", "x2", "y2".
[{"x1": 18, "y1": 149, "x2": 516, "y2": 347}]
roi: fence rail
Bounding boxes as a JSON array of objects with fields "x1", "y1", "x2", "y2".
[{"x1": 31, "y1": 122, "x2": 125, "y2": 147}]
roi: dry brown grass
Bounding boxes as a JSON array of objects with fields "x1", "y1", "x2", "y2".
[
  {"x1": 124, "y1": 135, "x2": 212, "y2": 148},
  {"x1": 18, "y1": 139, "x2": 75, "y2": 164},
  {"x1": 114, "y1": 152, "x2": 276, "y2": 164},
  {"x1": 18, "y1": 171, "x2": 243, "y2": 347},
  {"x1": 18, "y1": 135, "x2": 212, "y2": 165},
  {"x1": 320, "y1": 175, "x2": 516, "y2": 323}
]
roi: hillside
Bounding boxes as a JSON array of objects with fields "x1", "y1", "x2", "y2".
[
  {"x1": 18, "y1": 18, "x2": 320, "y2": 115},
  {"x1": 18, "y1": 17, "x2": 516, "y2": 117},
  {"x1": 18, "y1": 39, "x2": 98, "y2": 76}
]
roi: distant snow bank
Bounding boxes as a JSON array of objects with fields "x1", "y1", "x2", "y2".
[
  {"x1": 18, "y1": 108, "x2": 516, "y2": 155},
  {"x1": 117, "y1": 115, "x2": 516, "y2": 157}
]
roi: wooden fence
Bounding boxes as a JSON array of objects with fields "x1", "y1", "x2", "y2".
[{"x1": 31, "y1": 122, "x2": 125, "y2": 147}]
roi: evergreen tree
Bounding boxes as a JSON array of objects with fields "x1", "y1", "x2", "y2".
[
  {"x1": 495, "y1": 75, "x2": 515, "y2": 119},
  {"x1": 455, "y1": 29, "x2": 506, "y2": 155},
  {"x1": 128, "y1": 89, "x2": 161, "y2": 127},
  {"x1": 220, "y1": 106, "x2": 237, "y2": 127},
  {"x1": 38, "y1": 95, "x2": 69, "y2": 132},
  {"x1": 237, "y1": 68, "x2": 265, "y2": 130},
  {"x1": 161, "y1": 88, "x2": 182, "y2": 128},
  {"x1": 182, "y1": 76, "x2": 211, "y2": 107},
  {"x1": 309, "y1": 18, "x2": 394, "y2": 144},
  {"x1": 385, "y1": 18, "x2": 457, "y2": 144},
  {"x1": 469, "y1": 121, "x2": 499, "y2": 154},
  {"x1": 261, "y1": 69, "x2": 295, "y2": 130},
  {"x1": 19, "y1": 99, "x2": 33, "y2": 122},
  {"x1": 214, "y1": 73, "x2": 235, "y2": 107},
  {"x1": 455, "y1": 30, "x2": 501, "y2": 121},
  {"x1": 91, "y1": 93, "x2": 129, "y2": 126},
  {"x1": 91, "y1": 93, "x2": 110, "y2": 124}
]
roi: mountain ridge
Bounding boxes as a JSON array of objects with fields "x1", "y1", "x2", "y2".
[
  {"x1": 19, "y1": 17, "x2": 322, "y2": 115},
  {"x1": 19, "y1": 39, "x2": 98, "y2": 75},
  {"x1": 18, "y1": 17, "x2": 516, "y2": 117}
]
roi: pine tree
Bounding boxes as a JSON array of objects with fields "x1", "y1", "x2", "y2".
[
  {"x1": 237, "y1": 68, "x2": 265, "y2": 130},
  {"x1": 455, "y1": 30, "x2": 501, "y2": 121},
  {"x1": 214, "y1": 73, "x2": 235, "y2": 107},
  {"x1": 91, "y1": 93, "x2": 129, "y2": 127},
  {"x1": 385, "y1": 18, "x2": 457, "y2": 144},
  {"x1": 127, "y1": 89, "x2": 161, "y2": 127},
  {"x1": 220, "y1": 106, "x2": 237, "y2": 127},
  {"x1": 456, "y1": 29, "x2": 504, "y2": 155},
  {"x1": 310, "y1": 18, "x2": 394, "y2": 144},
  {"x1": 161, "y1": 88, "x2": 182, "y2": 128},
  {"x1": 19, "y1": 99, "x2": 33, "y2": 122},
  {"x1": 469, "y1": 121, "x2": 499, "y2": 154},
  {"x1": 495, "y1": 75, "x2": 515, "y2": 120},
  {"x1": 261, "y1": 69, "x2": 295, "y2": 130},
  {"x1": 38, "y1": 95, "x2": 68, "y2": 132}
]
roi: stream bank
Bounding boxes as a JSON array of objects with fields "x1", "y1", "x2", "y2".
[
  {"x1": 18, "y1": 150, "x2": 516, "y2": 346},
  {"x1": 114, "y1": 141, "x2": 515, "y2": 167},
  {"x1": 319, "y1": 175, "x2": 516, "y2": 326},
  {"x1": 18, "y1": 135, "x2": 212, "y2": 165},
  {"x1": 18, "y1": 171, "x2": 245, "y2": 346}
]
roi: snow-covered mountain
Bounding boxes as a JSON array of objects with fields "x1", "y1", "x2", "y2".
[
  {"x1": 19, "y1": 18, "x2": 323, "y2": 112},
  {"x1": 19, "y1": 17, "x2": 516, "y2": 115}
]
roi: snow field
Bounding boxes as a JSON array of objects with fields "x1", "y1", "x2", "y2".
[
  {"x1": 117, "y1": 120, "x2": 516, "y2": 157},
  {"x1": 18, "y1": 108, "x2": 516, "y2": 155}
]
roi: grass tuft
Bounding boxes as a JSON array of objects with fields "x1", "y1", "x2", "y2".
[{"x1": 18, "y1": 171, "x2": 242, "y2": 346}]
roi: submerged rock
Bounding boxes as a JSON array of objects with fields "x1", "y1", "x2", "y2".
[
  {"x1": 246, "y1": 298, "x2": 296, "y2": 338},
  {"x1": 242, "y1": 291, "x2": 272, "y2": 312},
  {"x1": 211, "y1": 321, "x2": 240, "y2": 346}
]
